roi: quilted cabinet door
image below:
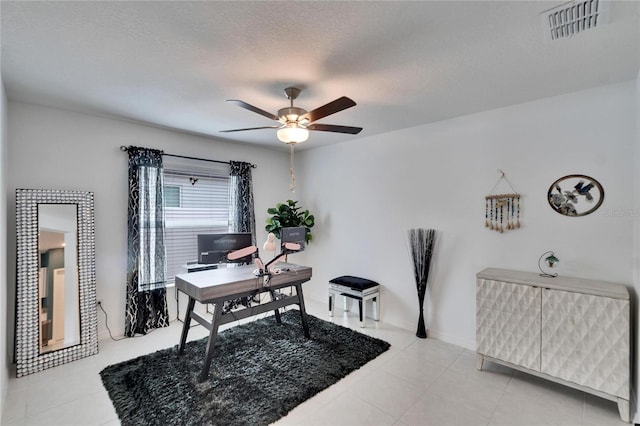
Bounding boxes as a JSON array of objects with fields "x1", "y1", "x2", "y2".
[
  {"x1": 477, "y1": 279, "x2": 541, "y2": 371},
  {"x1": 541, "y1": 289, "x2": 629, "y2": 399}
]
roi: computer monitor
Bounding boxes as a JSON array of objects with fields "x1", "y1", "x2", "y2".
[
  {"x1": 197, "y1": 232, "x2": 253, "y2": 265},
  {"x1": 280, "y1": 227, "x2": 305, "y2": 252}
]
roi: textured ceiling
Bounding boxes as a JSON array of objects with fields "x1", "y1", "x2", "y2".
[{"x1": 1, "y1": 1, "x2": 638, "y2": 151}]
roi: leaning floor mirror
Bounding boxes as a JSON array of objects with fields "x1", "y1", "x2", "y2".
[{"x1": 15, "y1": 189, "x2": 98, "y2": 377}]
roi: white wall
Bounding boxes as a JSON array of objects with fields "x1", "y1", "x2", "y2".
[
  {"x1": 298, "y1": 82, "x2": 637, "y2": 348},
  {"x1": 633, "y1": 69, "x2": 640, "y2": 424},
  {"x1": 0, "y1": 78, "x2": 8, "y2": 420},
  {"x1": 6, "y1": 101, "x2": 293, "y2": 341}
]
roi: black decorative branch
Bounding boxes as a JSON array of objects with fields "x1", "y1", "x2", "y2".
[{"x1": 408, "y1": 228, "x2": 437, "y2": 338}]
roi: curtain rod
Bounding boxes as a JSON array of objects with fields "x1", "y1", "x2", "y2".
[{"x1": 119, "y1": 145, "x2": 257, "y2": 168}]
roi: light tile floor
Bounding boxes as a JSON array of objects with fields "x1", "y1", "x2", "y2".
[{"x1": 1, "y1": 299, "x2": 629, "y2": 426}]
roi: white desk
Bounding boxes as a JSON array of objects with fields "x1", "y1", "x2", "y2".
[{"x1": 175, "y1": 263, "x2": 312, "y2": 382}]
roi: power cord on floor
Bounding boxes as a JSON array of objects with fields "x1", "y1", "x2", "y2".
[
  {"x1": 97, "y1": 300, "x2": 162, "y2": 341},
  {"x1": 97, "y1": 301, "x2": 127, "y2": 341},
  {"x1": 96, "y1": 293, "x2": 283, "y2": 342}
]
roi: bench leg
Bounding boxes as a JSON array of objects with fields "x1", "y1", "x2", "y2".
[
  {"x1": 359, "y1": 299, "x2": 365, "y2": 327},
  {"x1": 373, "y1": 295, "x2": 380, "y2": 321},
  {"x1": 328, "y1": 292, "x2": 334, "y2": 317},
  {"x1": 344, "y1": 297, "x2": 352, "y2": 312}
]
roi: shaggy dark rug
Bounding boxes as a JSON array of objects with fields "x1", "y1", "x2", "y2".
[{"x1": 100, "y1": 310, "x2": 390, "y2": 426}]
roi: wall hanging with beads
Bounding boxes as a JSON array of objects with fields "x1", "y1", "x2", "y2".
[{"x1": 485, "y1": 170, "x2": 521, "y2": 233}]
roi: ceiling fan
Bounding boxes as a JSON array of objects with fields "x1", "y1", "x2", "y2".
[{"x1": 220, "y1": 87, "x2": 363, "y2": 144}]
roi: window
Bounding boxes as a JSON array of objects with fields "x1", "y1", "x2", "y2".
[
  {"x1": 164, "y1": 185, "x2": 181, "y2": 208},
  {"x1": 163, "y1": 165, "x2": 230, "y2": 283}
]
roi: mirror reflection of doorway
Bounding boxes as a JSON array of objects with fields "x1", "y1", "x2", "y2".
[
  {"x1": 38, "y1": 204, "x2": 80, "y2": 354},
  {"x1": 50, "y1": 268, "x2": 66, "y2": 346}
]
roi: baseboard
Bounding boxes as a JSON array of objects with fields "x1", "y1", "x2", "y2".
[{"x1": 426, "y1": 329, "x2": 475, "y2": 351}]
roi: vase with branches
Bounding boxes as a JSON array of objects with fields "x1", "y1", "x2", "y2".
[{"x1": 408, "y1": 228, "x2": 437, "y2": 338}]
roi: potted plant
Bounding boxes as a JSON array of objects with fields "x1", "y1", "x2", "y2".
[{"x1": 265, "y1": 200, "x2": 315, "y2": 244}]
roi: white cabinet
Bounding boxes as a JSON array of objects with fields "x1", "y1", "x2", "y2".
[{"x1": 476, "y1": 268, "x2": 631, "y2": 422}]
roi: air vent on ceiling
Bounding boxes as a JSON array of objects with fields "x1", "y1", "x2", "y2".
[{"x1": 541, "y1": 0, "x2": 610, "y2": 41}]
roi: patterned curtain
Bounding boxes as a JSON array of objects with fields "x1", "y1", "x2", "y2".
[
  {"x1": 229, "y1": 161, "x2": 256, "y2": 243},
  {"x1": 225, "y1": 161, "x2": 256, "y2": 313},
  {"x1": 125, "y1": 146, "x2": 169, "y2": 336}
]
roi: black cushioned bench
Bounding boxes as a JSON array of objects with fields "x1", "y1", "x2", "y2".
[{"x1": 328, "y1": 275, "x2": 380, "y2": 327}]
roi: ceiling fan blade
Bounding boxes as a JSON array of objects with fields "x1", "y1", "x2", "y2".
[
  {"x1": 299, "y1": 96, "x2": 356, "y2": 123},
  {"x1": 307, "y1": 123, "x2": 363, "y2": 134},
  {"x1": 227, "y1": 100, "x2": 280, "y2": 121},
  {"x1": 220, "y1": 125, "x2": 280, "y2": 133}
]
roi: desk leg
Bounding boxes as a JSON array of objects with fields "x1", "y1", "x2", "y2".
[
  {"x1": 269, "y1": 290, "x2": 282, "y2": 324},
  {"x1": 199, "y1": 304, "x2": 223, "y2": 382},
  {"x1": 295, "y1": 283, "x2": 310, "y2": 338},
  {"x1": 178, "y1": 297, "x2": 195, "y2": 355}
]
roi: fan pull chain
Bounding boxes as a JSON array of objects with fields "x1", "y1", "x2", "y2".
[{"x1": 289, "y1": 143, "x2": 296, "y2": 192}]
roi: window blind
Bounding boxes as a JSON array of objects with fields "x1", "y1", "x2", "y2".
[{"x1": 164, "y1": 164, "x2": 230, "y2": 283}]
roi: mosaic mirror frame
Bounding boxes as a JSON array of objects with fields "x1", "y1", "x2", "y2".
[{"x1": 15, "y1": 189, "x2": 98, "y2": 377}]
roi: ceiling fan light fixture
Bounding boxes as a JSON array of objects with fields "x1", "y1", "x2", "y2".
[
  {"x1": 223, "y1": 87, "x2": 361, "y2": 144},
  {"x1": 277, "y1": 124, "x2": 309, "y2": 144},
  {"x1": 278, "y1": 106, "x2": 306, "y2": 123}
]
